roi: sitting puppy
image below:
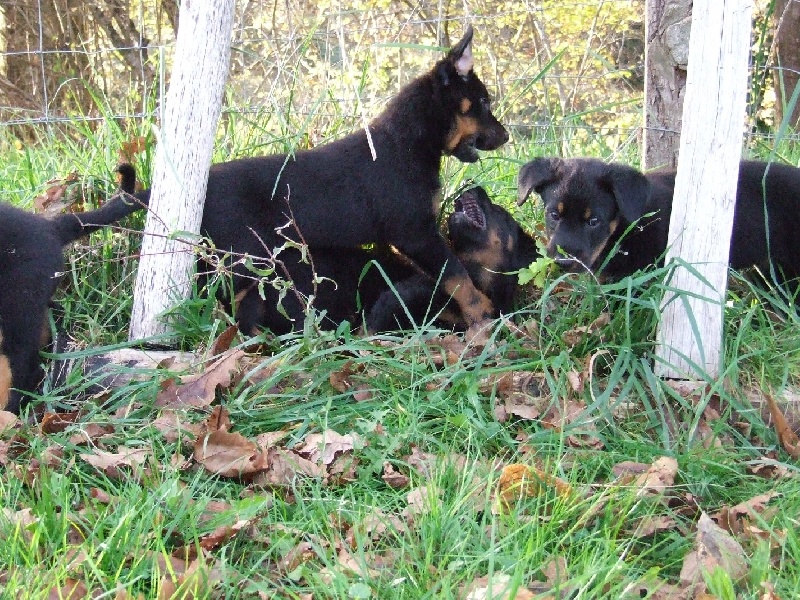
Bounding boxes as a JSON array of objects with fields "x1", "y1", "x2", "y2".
[
  {"x1": 517, "y1": 157, "x2": 800, "y2": 289},
  {"x1": 0, "y1": 165, "x2": 136, "y2": 414},
  {"x1": 365, "y1": 186, "x2": 540, "y2": 332}
]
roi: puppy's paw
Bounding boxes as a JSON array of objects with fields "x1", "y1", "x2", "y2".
[{"x1": 465, "y1": 318, "x2": 494, "y2": 347}]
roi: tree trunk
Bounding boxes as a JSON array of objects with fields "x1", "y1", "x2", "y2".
[
  {"x1": 643, "y1": 0, "x2": 692, "y2": 170},
  {"x1": 773, "y1": 0, "x2": 800, "y2": 129},
  {"x1": 128, "y1": 0, "x2": 235, "y2": 342},
  {"x1": 655, "y1": 0, "x2": 752, "y2": 380}
]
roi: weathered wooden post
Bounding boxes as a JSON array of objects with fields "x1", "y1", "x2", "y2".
[
  {"x1": 643, "y1": 0, "x2": 691, "y2": 170},
  {"x1": 129, "y1": 0, "x2": 235, "y2": 341},
  {"x1": 655, "y1": 0, "x2": 753, "y2": 380}
]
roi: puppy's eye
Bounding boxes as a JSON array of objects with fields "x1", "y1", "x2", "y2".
[
  {"x1": 587, "y1": 216, "x2": 600, "y2": 227},
  {"x1": 548, "y1": 210, "x2": 561, "y2": 222},
  {"x1": 480, "y1": 97, "x2": 490, "y2": 113}
]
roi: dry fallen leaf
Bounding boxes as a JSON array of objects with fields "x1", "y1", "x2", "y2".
[
  {"x1": 329, "y1": 360, "x2": 360, "y2": 393},
  {"x1": 632, "y1": 515, "x2": 678, "y2": 537},
  {"x1": 765, "y1": 393, "x2": 800, "y2": 458},
  {"x1": 382, "y1": 462, "x2": 410, "y2": 489},
  {"x1": 611, "y1": 461, "x2": 650, "y2": 480},
  {"x1": 199, "y1": 519, "x2": 250, "y2": 551},
  {"x1": 278, "y1": 540, "x2": 319, "y2": 574},
  {"x1": 464, "y1": 319, "x2": 494, "y2": 348},
  {"x1": 252, "y1": 447, "x2": 325, "y2": 488},
  {"x1": 714, "y1": 491, "x2": 779, "y2": 535},
  {"x1": 0, "y1": 411, "x2": 20, "y2": 435},
  {"x1": 328, "y1": 361, "x2": 374, "y2": 402},
  {"x1": 759, "y1": 581, "x2": 782, "y2": 600},
  {"x1": 155, "y1": 350, "x2": 244, "y2": 409},
  {"x1": 47, "y1": 578, "x2": 92, "y2": 600},
  {"x1": 119, "y1": 136, "x2": 146, "y2": 165},
  {"x1": 539, "y1": 554, "x2": 571, "y2": 594},
  {"x1": 194, "y1": 430, "x2": 268, "y2": 478},
  {"x1": 296, "y1": 430, "x2": 360, "y2": 466},
  {"x1": 79, "y1": 447, "x2": 150, "y2": 479},
  {"x1": 209, "y1": 325, "x2": 239, "y2": 357},
  {"x1": 348, "y1": 507, "x2": 407, "y2": 546},
  {"x1": 33, "y1": 172, "x2": 79, "y2": 216},
  {"x1": 539, "y1": 399, "x2": 603, "y2": 449},
  {"x1": 152, "y1": 411, "x2": 204, "y2": 443},
  {"x1": 40, "y1": 411, "x2": 82, "y2": 434},
  {"x1": 460, "y1": 573, "x2": 535, "y2": 600},
  {"x1": 560, "y1": 312, "x2": 609, "y2": 348},
  {"x1": 1, "y1": 507, "x2": 37, "y2": 543},
  {"x1": 156, "y1": 552, "x2": 222, "y2": 600},
  {"x1": 335, "y1": 546, "x2": 381, "y2": 579},
  {"x1": 483, "y1": 371, "x2": 550, "y2": 423},
  {"x1": 405, "y1": 486, "x2": 436, "y2": 520},
  {"x1": 427, "y1": 334, "x2": 467, "y2": 366},
  {"x1": 680, "y1": 512, "x2": 748, "y2": 588},
  {"x1": 632, "y1": 456, "x2": 679, "y2": 497},
  {"x1": 496, "y1": 463, "x2": 573, "y2": 511}
]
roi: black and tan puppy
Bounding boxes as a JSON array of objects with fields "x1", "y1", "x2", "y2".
[
  {"x1": 517, "y1": 157, "x2": 800, "y2": 289},
  {"x1": 366, "y1": 186, "x2": 540, "y2": 331},
  {"x1": 132, "y1": 26, "x2": 508, "y2": 336},
  {"x1": 0, "y1": 165, "x2": 137, "y2": 414}
]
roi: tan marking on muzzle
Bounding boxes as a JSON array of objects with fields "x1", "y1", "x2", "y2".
[
  {"x1": 608, "y1": 218, "x2": 619, "y2": 236},
  {"x1": 445, "y1": 115, "x2": 480, "y2": 152},
  {"x1": 589, "y1": 234, "x2": 613, "y2": 268}
]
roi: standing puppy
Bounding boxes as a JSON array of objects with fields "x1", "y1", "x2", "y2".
[
  {"x1": 132, "y1": 26, "x2": 509, "y2": 335},
  {"x1": 0, "y1": 165, "x2": 137, "y2": 414},
  {"x1": 517, "y1": 157, "x2": 800, "y2": 289}
]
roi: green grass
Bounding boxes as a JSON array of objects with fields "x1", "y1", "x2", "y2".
[{"x1": 1, "y1": 60, "x2": 800, "y2": 600}]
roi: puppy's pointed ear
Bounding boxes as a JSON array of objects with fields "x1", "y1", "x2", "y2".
[
  {"x1": 517, "y1": 157, "x2": 561, "y2": 206},
  {"x1": 447, "y1": 26, "x2": 474, "y2": 78},
  {"x1": 603, "y1": 164, "x2": 651, "y2": 223}
]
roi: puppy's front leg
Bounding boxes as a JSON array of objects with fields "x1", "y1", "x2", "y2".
[{"x1": 395, "y1": 234, "x2": 494, "y2": 326}]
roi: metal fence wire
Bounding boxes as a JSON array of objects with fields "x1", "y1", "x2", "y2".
[{"x1": 0, "y1": 0, "x2": 794, "y2": 153}]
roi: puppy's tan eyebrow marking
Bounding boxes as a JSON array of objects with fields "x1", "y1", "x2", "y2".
[
  {"x1": 557, "y1": 202, "x2": 564, "y2": 214},
  {"x1": 584, "y1": 207, "x2": 591, "y2": 220},
  {"x1": 460, "y1": 98, "x2": 472, "y2": 113}
]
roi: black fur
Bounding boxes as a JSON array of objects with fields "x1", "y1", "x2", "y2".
[
  {"x1": 517, "y1": 157, "x2": 800, "y2": 289},
  {"x1": 132, "y1": 26, "x2": 508, "y2": 335},
  {"x1": 0, "y1": 165, "x2": 137, "y2": 414},
  {"x1": 366, "y1": 186, "x2": 539, "y2": 331}
]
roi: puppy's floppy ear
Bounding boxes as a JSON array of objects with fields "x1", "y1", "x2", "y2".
[
  {"x1": 447, "y1": 26, "x2": 474, "y2": 79},
  {"x1": 517, "y1": 157, "x2": 561, "y2": 206},
  {"x1": 603, "y1": 164, "x2": 651, "y2": 223}
]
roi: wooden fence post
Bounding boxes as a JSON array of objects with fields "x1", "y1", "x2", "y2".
[
  {"x1": 129, "y1": 0, "x2": 235, "y2": 342},
  {"x1": 654, "y1": 0, "x2": 753, "y2": 380},
  {"x1": 643, "y1": 0, "x2": 691, "y2": 170}
]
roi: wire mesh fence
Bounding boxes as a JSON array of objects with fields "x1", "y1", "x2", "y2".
[{"x1": 0, "y1": 0, "x2": 794, "y2": 158}]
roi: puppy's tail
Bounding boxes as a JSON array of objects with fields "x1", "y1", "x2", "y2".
[{"x1": 53, "y1": 163, "x2": 147, "y2": 245}]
